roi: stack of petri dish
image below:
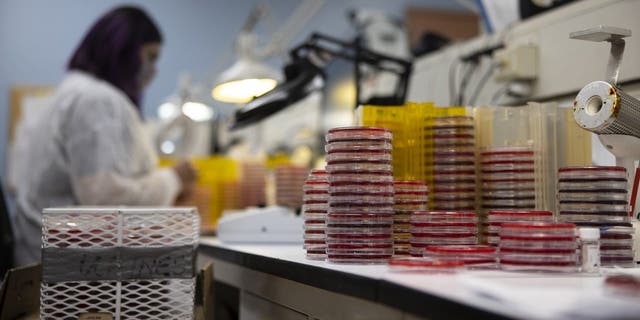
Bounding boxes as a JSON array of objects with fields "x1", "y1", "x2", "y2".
[
  {"x1": 480, "y1": 146, "x2": 536, "y2": 212},
  {"x1": 423, "y1": 245, "x2": 498, "y2": 269},
  {"x1": 393, "y1": 181, "x2": 429, "y2": 256},
  {"x1": 325, "y1": 127, "x2": 395, "y2": 264},
  {"x1": 499, "y1": 222, "x2": 579, "y2": 272},
  {"x1": 302, "y1": 169, "x2": 329, "y2": 260},
  {"x1": 274, "y1": 165, "x2": 309, "y2": 211},
  {"x1": 600, "y1": 226, "x2": 636, "y2": 268},
  {"x1": 409, "y1": 211, "x2": 478, "y2": 257},
  {"x1": 429, "y1": 116, "x2": 477, "y2": 211},
  {"x1": 483, "y1": 210, "x2": 554, "y2": 246},
  {"x1": 239, "y1": 162, "x2": 267, "y2": 207},
  {"x1": 557, "y1": 166, "x2": 634, "y2": 267}
]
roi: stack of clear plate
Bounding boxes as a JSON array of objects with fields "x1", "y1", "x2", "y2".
[
  {"x1": 302, "y1": 169, "x2": 329, "y2": 260},
  {"x1": 393, "y1": 181, "x2": 429, "y2": 256},
  {"x1": 274, "y1": 165, "x2": 308, "y2": 210},
  {"x1": 423, "y1": 245, "x2": 498, "y2": 269},
  {"x1": 499, "y1": 222, "x2": 579, "y2": 273},
  {"x1": 409, "y1": 211, "x2": 478, "y2": 257},
  {"x1": 429, "y1": 116, "x2": 477, "y2": 211},
  {"x1": 557, "y1": 166, "x2": 634, "y2": 267},
  {"x1": 480, "y1": 146, "x2": 536, "y2": 212},
  {"x1": 239, "y1": 162, "x2": 267, "y2": 208},
  {"x1": 325, "y1": 127, "x2": 395, "y2": 264},
  {"x1": 483, "y1": 210, "x2": 554, "y2": 246}
]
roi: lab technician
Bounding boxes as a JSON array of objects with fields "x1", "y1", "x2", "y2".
[{"x1": 12, "y1": 6, "x2": 196, "y2": 265}]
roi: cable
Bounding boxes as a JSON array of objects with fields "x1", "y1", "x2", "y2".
[
  {"x1": 456, "y1": 61, "x2": 477, "y2": 106},
  {"x1": 490, "y1": 84, "x2": 509, "y2": 106},
  {"x1": 448, "y1": 58, "x2": 461, "y2": 106},
  {"x1": 467, "y1": 61, "x2": 499, "y2": 106}
]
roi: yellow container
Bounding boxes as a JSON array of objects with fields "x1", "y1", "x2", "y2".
[{"x1": 159, "y1": 156, "x2": 239, "y2": 228}]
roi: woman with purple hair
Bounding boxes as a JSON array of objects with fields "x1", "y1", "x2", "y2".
[{"x1": 12, "y1": 6, "x2": 196, "y2": 265}]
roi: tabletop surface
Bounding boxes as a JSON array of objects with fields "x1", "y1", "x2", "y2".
[{"x1": 199, "y1": 237, "x2": 640, "y2": 320}]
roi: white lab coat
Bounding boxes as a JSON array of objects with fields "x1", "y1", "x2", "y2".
[{"x1": 12, "y1": 71, "x2": 182, "y2": 266}]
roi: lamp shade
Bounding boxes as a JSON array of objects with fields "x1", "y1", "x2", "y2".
[{"x1": 212, "y1": 57, "x2": 279, "y2": 103}]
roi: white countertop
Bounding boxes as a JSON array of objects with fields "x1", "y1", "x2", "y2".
[{"x1": 200, "y1": 237, "x2": 640, "y2": 320}]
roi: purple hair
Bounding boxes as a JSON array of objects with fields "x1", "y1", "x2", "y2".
[{"x1": 68, "y1": 6, "x2": 162, "y2": 108}]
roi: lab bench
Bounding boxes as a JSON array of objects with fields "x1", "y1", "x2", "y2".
[{"x1": 197, "y1": 237, "x2": 640, "y2": 320}]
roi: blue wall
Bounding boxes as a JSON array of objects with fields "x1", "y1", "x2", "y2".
[{"x1": 0, "y1": 0, "x2": 468, "y2": 177}]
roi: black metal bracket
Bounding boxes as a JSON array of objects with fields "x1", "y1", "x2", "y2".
[{"x1": 231, "y1": 33, "x2": 413, "y2": 130}]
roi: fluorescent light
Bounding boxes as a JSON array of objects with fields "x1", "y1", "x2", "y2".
[
  {"x1": 212, "y1": 55, "x2": 279, "y2": 103},
  {"x1": 212, "y1": 78, "x2": 277, "y2": 104},
  {"x1": 160, "y1": 140, "x2": 176, "y2": 154},
  {"x1": 182, "y1": 101, "x2": 215, "y2": 122},
  {"x1": 158, "y1": 102, "x2": 180, "y2": 119}
]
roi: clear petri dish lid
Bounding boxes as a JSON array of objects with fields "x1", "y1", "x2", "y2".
[
  {"x1": 557, "y1": 191, "x2": 628, "y2": 202},
  {"x1": 410, "y1": 237, "x2": 479, "y2": 245},
  {"x1": 388, "y1": 257, "x2": 465, "y2": 272},
  {"x1": 498, "y1": 254, "x2": 579, "y2": 264},
  {"x1": 488, "y1": 210, "x2": 553, "y2": 217},
  {"x1": 326, "y1": 140, "x2": 392, "y2": 149},
  {"x1": 327, "y1": 242, "x2": 394, "y2": 249},
  {"x1": 557, "y1": 203, "x2": 629, "y2": 213},
  {"x1": 329, "y1": 185, "x2": 394, "y2": 194},
  {"x1": 327, "y1": 162, "x2": 393, "y2": 172},
  {"x1": 481, "y1": 178, "x2": 535, "y2": 185},
  {"x1": 327, "y1": 216, "x2": 394, "y2": 225},
  {"x1": 331, "y1": 191, "x2": 394, "y2": 197},
  {"x1": 328, "y1": 173, "x2": 394, "y2": 183},
  {"x1": 601, "y1": 226, "x2": 635, "y2": 236},
  {"x1": 425, "y1": 245, "x2": 496, "y2": 255},
  {"x1": 411, "y1": 210, "x2": 477, "y2": 219},
  {"x1": 432, "y1": 205, "x2": 477, "y2": 211},
  {"x1": 482, "y1": 190, "x2": 536, "y2": 198},
  {"x1": 428, "y1": 126, "x2": 475, "y2": 134},
  {"x1": 326, "y1": 153, "x2": 392, "y2": 162},
  {"x1": 326, "y1": 159, "x2": 392, "y2": 165},
  {"x1": 481, "y1": 172, "x2": 536, "y2": 180},
  {"x1": 499, "y1": 222, "x2": 576, "y2": 233},
  {"x1": 326, "y1": 126, "x2": 393, "y2": 142},
  {"x1": 326, "y1": 231, "x2": 393, "y2": 239},
  {"x1": 326, "y1": 146, "x2": 393, "y2": 154},
  {"x1": 558, "y1": 166, "x2": 627, "y2": 179},
  {"x1": 558, "y1": 211, "x2": 631, "y2": 220},
  {"x1": 557, "y1": 180, "x2": 628, "y2": 191},
  {"x1": 329, "y1": 195, "x2": 394, "y2": 203},
  {"x1": 481, "y1": 159, "x2": 535, "y2": 165}
]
